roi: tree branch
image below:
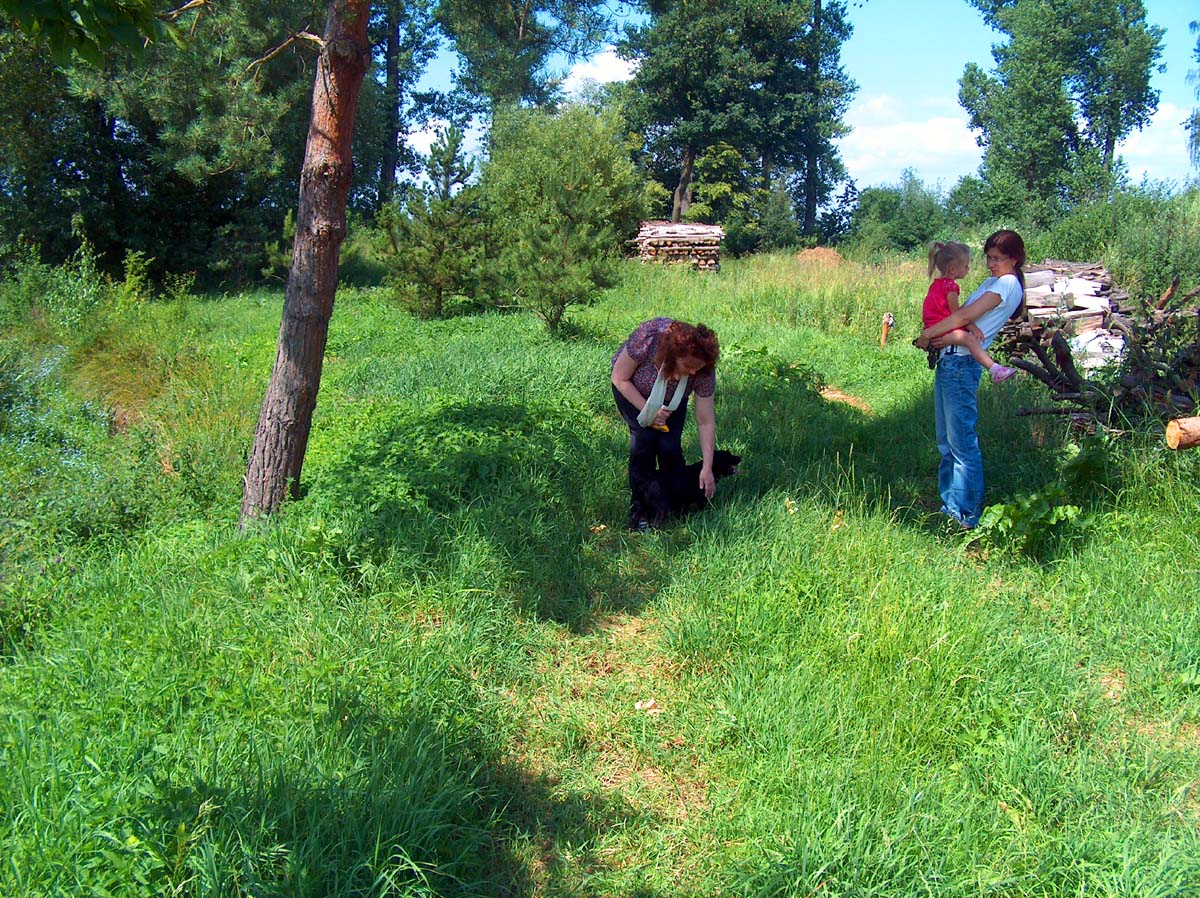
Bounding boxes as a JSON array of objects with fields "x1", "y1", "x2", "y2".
[
  {"x1": 248, "y1": 30, "x2": 324, "y2": 72},
  {"x1": 160, "y1": 0, "x2": 209, "y2": 23}
]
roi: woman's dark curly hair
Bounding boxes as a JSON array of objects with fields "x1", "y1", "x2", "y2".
[{"x1": 655, "y1": 321, "x2": 720, "y2": 375}]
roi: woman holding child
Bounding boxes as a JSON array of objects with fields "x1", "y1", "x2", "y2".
[
  {"x1": 917, "y1": 229, "x2": 1026, "y2": 529},
  {"x1": 611, "y1": 318, "x2": 720, "y2": 531}
]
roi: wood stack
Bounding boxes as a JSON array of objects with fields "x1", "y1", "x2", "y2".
[
  {"x1": 1022, "y1": 260, "x2": 1126, "y2": 334},
  {"x1": 630, "y1": 221, "x2": 724, "y2": 271},
  {"x1": 1005, "y1": 265, "x2": 1200, "y2": 431},
  {"x1": 997, "y1": 260, "x2": 1126, "y2": 365}
]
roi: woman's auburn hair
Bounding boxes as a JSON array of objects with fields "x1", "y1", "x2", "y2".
[{"x1": 655, "y1": 321, "x2": 720, "y2": 374}]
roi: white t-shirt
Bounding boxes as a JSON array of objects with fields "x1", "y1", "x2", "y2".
[{"x1": 964, "y1": 273, "x2": 1023, "y2": 348}]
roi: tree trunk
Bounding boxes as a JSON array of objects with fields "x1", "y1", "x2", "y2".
[
  {"x1": 801, "y1": 0, "x2": 822, "y2": 236},
  {"x1": 378, "y1": 4, "x2": 401, "y2": 209},
  {"x1": 240, "y1": 0, "x2": 371, "y2": 525},
  {"x1": 1166, "y1": 416, "x2": 1200, "y2": 451},
  {"x1": 671, "y1": 144, "x2": 696, "y2": 223}
]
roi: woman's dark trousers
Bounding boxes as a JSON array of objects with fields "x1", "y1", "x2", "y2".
[{"x1": 612, "y1": 385, "x2": 687, "y2": 527}]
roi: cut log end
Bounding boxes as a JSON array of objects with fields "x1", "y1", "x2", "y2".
[{"x1": 1165, "y1": 416, "x2": 1200, "y2": 450}]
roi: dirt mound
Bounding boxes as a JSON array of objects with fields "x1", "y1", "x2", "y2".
[{"x1": 795, "y1": 247, "x2": 846, "y2": 267}]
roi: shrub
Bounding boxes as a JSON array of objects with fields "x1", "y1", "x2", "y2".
[
  {"x1": 1036, "y1": 184, "x2": 1200, "y2": 298},
  {"x1": 480, "y1": 104, "x2": 646, "y2": 329},
  {"x1": 849, "y1": 170, "x2": 945, "y2": 252}
]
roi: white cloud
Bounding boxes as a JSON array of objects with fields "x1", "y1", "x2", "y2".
[
  {"x1": 836, "y1": 94, "x2": 982, "y2": 189},
  {"x1": 837, "y1": 94, "x2": 1197, "y2": 189},
  {"x1": 406, "y1": 120, "x2": 446, "y2": 158},
  {"x1": 561, "y1": 47, "x2": 636, "y2": 95},
  {"x1": 1118, "y1": 101, "x2": 1194, "y2": 184}
]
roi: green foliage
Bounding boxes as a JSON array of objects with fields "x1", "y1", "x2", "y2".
[
  {"x1": 973, "y1": 435, "x2": 1120, "y2": 557},
  {"x1": 960, "y1": 0, "x2": 1164, "y2": 224},
  {"x1": 504, "y1": 170, "x2": 618, "y2": 331},
  {"x1": 622, "y1": 0, "x2": 854, "y2": 232},
  {"x1": 684, "y1": 142, "x2": 766, "y2": 255},
  {"x1": 3, "y1": 257, "x2": 1200, "y2": 896},
  {"x1": 0, "y1": 0, "x2": 170, "y2": 66},
  {"x1": 722, "y1": 345, "x2": 825, "y2": 395},
  {"x1": 975, "y1": 483, "x2": 1083, "y2": 557},
  {"x1": 260, "y1": 208, "x2": 295, "y2": 282},
  {"x1": 0, "y1": 1, "x2": 350, "y2": 285},
  {"x1": 379, "y1": 126, "x2": 487, "y2": 319},
  {"x1": 0, "y1": 226, "x2": 114, "y2": 342},
  {"x1": 759, "y1": 184, "x2": 801, "y2": 251},
  {"x1": 115, "y1": 249, "x2": 153, "y2": 313},
  {"x1": 436, "y1": 0, "x2": 610, "y2": 107},
  {"x1": 1035, "y1": 185, "x2": 1200, "y2": 298},
  {"x1": 849, "y1": 170, "x2": 946, "y2": 252},
  {"x1": 481, "y1": 104, "x2": 646, "y2": 329},
  {"x1": 817, "y1": 180, "x2": 859, "y2": 244}
]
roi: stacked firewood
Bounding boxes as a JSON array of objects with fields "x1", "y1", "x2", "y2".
[
  {"x1": 1021, "y1": 260, "x2": 1127, "y2": 334},
  {"x1": 630, "y1": 221, "x2": 724, "y2": 271},
  {"x1": 1003, "y1": 272, "x2": 1200, "y2": 435}
]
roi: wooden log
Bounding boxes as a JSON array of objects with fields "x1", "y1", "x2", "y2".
[
  {"x1": 1165, "y1": 416, "x2": 1200, "y2": 450},
  {"x1": 1156, "y1": 274, "x2": 1180, "y2": 311},
  {"x1": 880, "y1": 312, "x2": 895, "y2": 348}
]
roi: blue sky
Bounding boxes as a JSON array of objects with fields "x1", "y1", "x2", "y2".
[
  {"x1": 831, "y1": 0, "x2": 1197, "y2": 189},
  {"x1": 417, "y1": 1, "x2": 1198, "y2": 190}
]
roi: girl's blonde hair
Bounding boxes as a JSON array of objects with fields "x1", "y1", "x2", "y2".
[{"x1": 927, "y1": 241, "x2": 970, "y2": 278}]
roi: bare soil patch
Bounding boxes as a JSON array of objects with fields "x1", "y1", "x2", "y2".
[
  {"x1": 820, "y1": 386, "x2": 873, "y2": 414},
  {"x1": 795, "y1": 246, "x2": 846, "y2": 268}
]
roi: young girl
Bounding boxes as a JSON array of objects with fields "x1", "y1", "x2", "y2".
[{"x1": 922, "y1": 241, "x2": 1015, "y2": 384}]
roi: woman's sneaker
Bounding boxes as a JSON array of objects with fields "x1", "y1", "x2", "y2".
[{"x1": 990, "y1": 364, "x2": 1016, "y2": 383}]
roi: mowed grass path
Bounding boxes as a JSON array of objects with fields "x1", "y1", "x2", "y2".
[{"x1": 1, "y1": 253, "x2": 1198, "y2": 897}]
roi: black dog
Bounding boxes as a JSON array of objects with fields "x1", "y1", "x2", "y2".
[{"x1": 632, "y1": 449, "x2": 741, "y2": 529}]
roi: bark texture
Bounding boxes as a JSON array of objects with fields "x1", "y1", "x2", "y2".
[
  {"x1": 671, "y1": 144, "x2": 696, "y2": 223},
  {"x1": 241, "y1": 0, "x2": 371, "y2": 524}
]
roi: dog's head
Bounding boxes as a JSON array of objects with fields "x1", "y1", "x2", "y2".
[{"x1": 712, "y1": 449, "x2": 742, "y2": 478}]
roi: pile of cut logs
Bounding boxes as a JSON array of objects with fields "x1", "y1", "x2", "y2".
[
  {"x1": 630, "y1": 221, "x2": 724, "y2": 271},
  {"x1": 999, "y1": 263, "x2": 1200, "y2": 448},
  {"x1": 1022, "y1": 260, "x2": 1127, "y2": 334}
]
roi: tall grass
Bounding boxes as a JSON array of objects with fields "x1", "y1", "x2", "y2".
[{"x1": 1, "y1": 253, "x2": 1197, "y2": 896}]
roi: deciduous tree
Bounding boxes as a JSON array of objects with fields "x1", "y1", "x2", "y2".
[
  {"x1": 620, "y1": 0, "x2": 853, "y2": 229},
  {"x1": 959, "y1": 0, "x2": 1164, "y2": 222}
]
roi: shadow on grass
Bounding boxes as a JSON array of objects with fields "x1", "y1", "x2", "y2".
[
  {"x1": 307, "y1": 399, "x2": 676, "y2": 630},
  {"x1": 710, "y1": 360, "x2": 1082, "y2": 544},
  {"x1": 308, "y1": 358, "x2": 1086, "y2": 632},
  {"x1": 146, "y1": 688, "x2": 662, "y2": 897}
]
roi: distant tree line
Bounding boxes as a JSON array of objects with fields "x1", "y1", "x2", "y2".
[{"x1": 0, "y1": 0, "x2": 1187, "y2": 292}]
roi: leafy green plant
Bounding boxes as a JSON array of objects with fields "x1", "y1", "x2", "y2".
[
  {"x1": 114, "y1": 249, "x2": 153, "y2": 313},
  {"x1": 725, "y1": 345, "x2": 825, "y2": 395},
  {"x1": 974, "y1": 483, "x2": 1082, "y2": 556}
]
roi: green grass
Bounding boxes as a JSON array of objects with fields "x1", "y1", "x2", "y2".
[{"x1": 1, "y1": 254, "x2": 1198, "y2": 896}]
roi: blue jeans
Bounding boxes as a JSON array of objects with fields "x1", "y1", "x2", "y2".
[{"x1": 934, "y1": 354, "x2": 984, "y2": 527}]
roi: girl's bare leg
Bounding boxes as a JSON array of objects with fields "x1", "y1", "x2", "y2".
[{"x1": 940, "y1": 329, "x2": 1016, "y2": 382}]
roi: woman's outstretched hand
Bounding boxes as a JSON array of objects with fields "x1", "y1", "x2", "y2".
[{"x1": 700, "y1": 466, "x2": 715, "y2": 498}]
